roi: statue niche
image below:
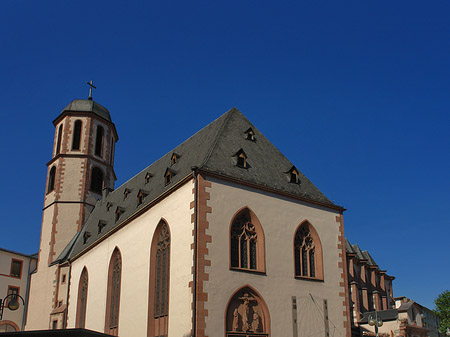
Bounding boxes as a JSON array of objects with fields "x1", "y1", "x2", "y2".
[{"x1": 226, "y1": 287, "x2": 269, "y2": 336}]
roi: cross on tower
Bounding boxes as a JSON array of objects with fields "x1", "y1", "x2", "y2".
[{"x1": 86, "y1": 80, "x2": 96, "y2": 100}]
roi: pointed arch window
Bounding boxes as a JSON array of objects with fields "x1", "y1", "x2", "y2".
[
  {"x1": 105, "y1": 249, "x2": 121, "y2": 336},
  {"x1": 72, "y1": 120, "x2": 82, "y2": 150},
  {"x1": 56, "y1": 124, "x2": 63, "y2": 155},
  {"x1": 294, "y1": 221, "x2": 323, "y2": 280},
  {"x1": 230, "y1": 208, "x2": 265, "y2": 273},
  {"x1": 95, "y1": 125, "x2": 104, "y2": 156},
  {"x1": 148, "y1": 221, "x2": 170, "y2": 337},
  {"x1": 225, "y1": 286, "x2": 270, "y2": 337},
  {"x1": 47, "y1": 166, "x2": 56, "y2": 193},
  {"x1": 90, "y1": 167, "x2": 103, "y2": 194},
  {"x1": 76, "y1": 268, "x2": 88, "y2": 328}
]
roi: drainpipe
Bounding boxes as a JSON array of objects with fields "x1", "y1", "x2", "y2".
[
  {"x1": 21, "y1": 257, "x2": 32, "y2": 330},
  {"x1": 191, "y1": 167, "x2": 198, "y2": 337}
]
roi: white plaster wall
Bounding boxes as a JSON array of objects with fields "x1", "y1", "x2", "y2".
[
  {"x1": 204, "y1": 177, "x2": 346, "y2": 337},
  {"x1": 67, "y1": 181, "x2": 194, "y2": 337},
  {"x1": 0, "y1": 251, "x2": 34, "y2": 330}
]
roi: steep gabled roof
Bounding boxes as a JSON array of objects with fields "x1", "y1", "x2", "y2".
[{"x1": 67, "y1": 107, "x2": 340, "y2": 260}]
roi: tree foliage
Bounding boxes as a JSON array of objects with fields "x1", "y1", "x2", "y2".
[{"x1": 434, "y1": 289, "x2": 450, "y2": 334}]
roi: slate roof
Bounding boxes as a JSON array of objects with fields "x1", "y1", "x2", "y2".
[
  {"x1": 67, "y1": 107, "x2": 341, "y2": 261},
  {"x1": 55, "y1": 99, "x2": 112, "y2": 123}
]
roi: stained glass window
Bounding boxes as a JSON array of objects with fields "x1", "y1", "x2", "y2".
[
  {"x1": 294, "y1": 224, "x2": 317, "y2": 278},
  {"x1": 230, "y1": 210, "x2": 258, "y2": 271}
]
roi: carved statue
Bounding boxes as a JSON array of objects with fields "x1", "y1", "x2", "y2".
[
  {"x1": 238, "y1": 293, "x2": 256, "y2": 332},
  {"x1": 251, "y1": 312, "x2": 260, "y2": 332},
  {"x1": 232, "y1": 308, "x2": 239, "y2": 331}
]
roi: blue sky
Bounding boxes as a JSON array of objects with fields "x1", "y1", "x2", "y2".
[{"x1": 1, "y1": 1, "x2": 448, "y2": 310}]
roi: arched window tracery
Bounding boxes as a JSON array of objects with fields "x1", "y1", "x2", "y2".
[
  {"x1": 105, "y1": 248, "x2": 121, "y2": 336},
  {"x1": 225, "y1": 286, "x2": 270, "y2": 337},
  {"x1": 294, "y1": 221, "x2": 323, "y2": 280},
  {"x1": 230, "y1": 208, "x2": 265, "y2": 273},
  {"x1": 76, "y1": 267, "x2": 88, "y2": 328},
  {"x1": 148, "y1": 221, "x2": 170, "y2": 337}
]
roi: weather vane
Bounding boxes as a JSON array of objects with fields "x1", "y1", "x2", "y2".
[{"x1": 86, "y1": 80, "x2": 96, "y2": 100}]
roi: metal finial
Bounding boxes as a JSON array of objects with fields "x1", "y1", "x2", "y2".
[{"x1": 86, "y1": 80, "x2": 96, "y2": 100}]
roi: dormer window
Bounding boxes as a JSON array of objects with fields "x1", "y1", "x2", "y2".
[
  {"x1": 171, "y1": 153, "x2": 181, "y2": 165},
  {"x1": 106, "y1": 202, "x2": 113, "y2": 211},
  {"x1": 124, "y1": 188, "x2": 132, "y2": 200},
  {"x1": 115, "y1": 207, "x2": 125, "y2": 222},
  {"x1": 288, "y1": 166, "x2": 300, "y2": 184},
  {"x1": 164, "y1": 168, "x2": 177, "y2": 186},
  {"x1": 145, "y1": 172, "x2": 153, "y2": 184},
  {"x1": 137, "y1": 189, "x2": 149, "y2": 206},
  {"x1": 245, "y1": 128, "x2": 256, "y2": 141},
  {"x1": 83, "y1": 231, "x2": 91, "y2": 244},
  {"x1": 234, "y1": 149, "x2": 248, "y2": 168},
  {"x1": 98, "y1": 220, "x2": 107, "y2": 234}
]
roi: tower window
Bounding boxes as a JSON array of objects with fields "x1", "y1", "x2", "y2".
[
  {"x1": 90, "y1": 167, "x2": 104, "y2": 194},
  {"x1": 47, "y1": 166, "x2": 56, "y2": 193},
  {"x1": 95, "y1": 125, "x2": 104, "y2": 156},
  {"x1": 56, "y1": 124, "x2": 63, "y2": 155},
  {"x1": 72, "y1": 120, "x2": 82, "y2": 150}
]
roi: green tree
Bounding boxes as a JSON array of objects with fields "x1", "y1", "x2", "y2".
[{"x1": 434, "y1": 290, "x2": 450, "y2": 334}]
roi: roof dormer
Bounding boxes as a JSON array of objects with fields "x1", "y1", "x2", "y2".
[
  {"x1": 244, "y1": 127, "x2": 256, "y2": 141},
  {"x1": 234, "y1": 149, "x2": 248, "y2": 169},
  {"x1": 171, "y1": 152, "x2": 181, "y2": 165}
]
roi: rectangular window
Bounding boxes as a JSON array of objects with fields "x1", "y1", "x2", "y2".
[
  {"x1": 7, "y1": 286, "x2": 19, "y2": 306},
  {"x1": 52, "y1": 320, "x2": 58, "y2": 330},
  {"x1": 10, "y1": 259, "x2": 23, "y2": 278}
]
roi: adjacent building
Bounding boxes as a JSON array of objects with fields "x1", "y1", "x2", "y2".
[{"x1": 0, "y1": 248, "x2": 37, "y2": 332}]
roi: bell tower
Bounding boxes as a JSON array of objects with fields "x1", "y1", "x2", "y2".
[{"x1": 26, "y1": 89, "x2": 118, "y2": 330}]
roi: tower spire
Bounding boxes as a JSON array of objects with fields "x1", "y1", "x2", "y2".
[{"x1": 86, "y1": 80, "x2": 96, "y2": 100}]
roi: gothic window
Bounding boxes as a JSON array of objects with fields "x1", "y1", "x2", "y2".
[
  {"x1": 95, "y1": 125, "x2": 104, "y2": 156},
  {"x1": 90, "y1": 167, "x2": 103, "y2": 194},
  {"x1": 56, "y1": 124, "x2": 63, "y2": 155},
  {"x1": 72, "y1": 120, "x2": 82, "y2": 150},
  {"x1": 225, "y1": 286, "x2": 270, "y2": 337},
  {"x1": 47, "y1": 166, "x2": 56, "y2": 193},
  {"x1": 148, "y1": 221, "x2": 170, "y2": 337},
  {"x1": 230, "y1": 208, "x2": 265, "y2": 273},
  {"x1": 294, "y1": 221, "x2": 323, "y2": 280},
  {"x1": 76, "y1": 268, "x2": 88, "y2": 328},
  {"x1": 105, "y1": 249, "x2": 121, "y2": 336}
]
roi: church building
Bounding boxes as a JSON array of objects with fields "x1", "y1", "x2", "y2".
[{"x1": 25, "y1": 95, "x2": 351, "y2": 337}]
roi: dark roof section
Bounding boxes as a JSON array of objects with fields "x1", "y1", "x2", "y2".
[
  {"x1": 55, "y1": 99, "x2": 112, "y2": 123},
  {"x1": 67, "y1": 107, "x2": 340, "y2": 261}
]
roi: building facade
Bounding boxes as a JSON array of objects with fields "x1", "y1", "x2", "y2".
[
  {"x1": 0, "y1": 248, "x2": 37, "y2": 332},
  {"x1": 26, "y1": 98, "x2": 352, "y2": 337}
]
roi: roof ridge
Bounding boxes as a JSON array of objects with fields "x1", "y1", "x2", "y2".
[{"x1": 200, "y1": 107, "x2": 236, "y2": 169}]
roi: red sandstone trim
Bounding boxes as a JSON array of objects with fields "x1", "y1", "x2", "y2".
[
  {"x1": 336, "y1": 214, "x2": 351, "y2": 337},
  {"x1": 190, "y1": 174, "x2": 212, "y2": 337}
]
